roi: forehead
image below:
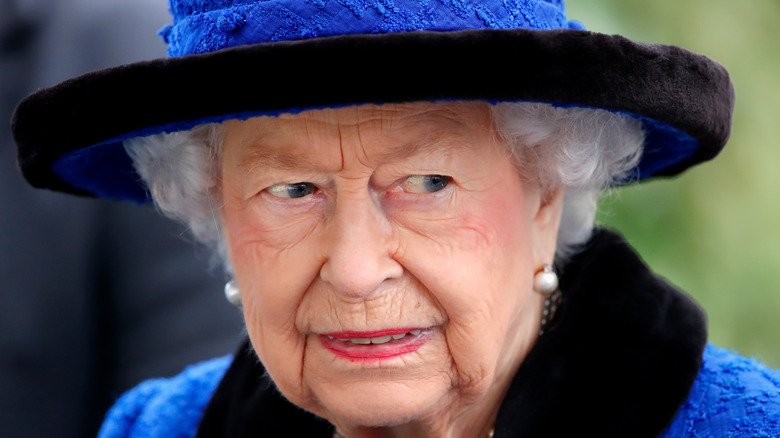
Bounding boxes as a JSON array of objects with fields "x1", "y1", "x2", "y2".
[
  {"x1": 221, "y1": 102, "x2": 497, "y2": 168},
  {"x1": 232, "y1": 101, "x2": 493, "y2": 132}
]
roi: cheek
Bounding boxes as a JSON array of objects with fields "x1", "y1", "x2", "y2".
[
  {"x1": 224, "y1": 204, "x2": 321, "y2": 303},
  {"x1": 395, "y1": 182, "x2": 537, "y2": 390},
  {"x1": 221, "y1": 204, "x2": 324, "y2": 409},
  {"x1": 440, "y1": 189, "x2": 534, "y2": 318},
  {"x1": 401, "y1": 183, "x2": 534, "y2": 281}
]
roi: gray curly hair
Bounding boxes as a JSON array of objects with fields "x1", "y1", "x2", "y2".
[{"x1": 124, "y1": 102, "x2": 644, "y2": 268}]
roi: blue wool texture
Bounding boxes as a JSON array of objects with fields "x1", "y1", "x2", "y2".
[
  {"x1": 98, "y1": 356, "x2": 232, "y2": 438},
  {"x1": 662, "y1": 346, "x2": 780, "y2": 437},
  {"x1": 159, "y1": 0, "x2": 576, "y2": 57}
]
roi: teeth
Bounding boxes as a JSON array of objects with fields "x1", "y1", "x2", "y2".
[
  {"x1": 370, "y1": 335, "x2": 393, "y2": 344},
  {"x1": 330, "y1": 329, "x2": 424, "y2": 344}
]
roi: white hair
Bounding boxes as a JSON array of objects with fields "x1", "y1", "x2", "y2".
[
  {"x1": 124, "y1": 102, "x2": 644, "y2": 267},
  {"x1": 126, "y1": 123, "x2": 225, "y2": 244},
  {"x1": 490, "y1": 103, "x2": 644, "y2": 260}
]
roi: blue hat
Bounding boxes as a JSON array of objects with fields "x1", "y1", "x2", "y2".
[{"x1": 12, "y1": 0, "x2": 734, "y2": 202}]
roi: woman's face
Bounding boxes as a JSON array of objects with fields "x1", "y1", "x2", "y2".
[{"x1": 220, "y1": 102, "x2": 564, "y2": 434}]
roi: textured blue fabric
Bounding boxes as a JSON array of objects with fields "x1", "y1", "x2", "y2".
[
  {"x1": 662, "y1": 345, "x2": 780, "y2": 437},
  {"x1": 52, "y1": 140, "x2": 152, "y2": 203},
  {"x1": 97, "y1": 355, "x2": 232, "y2": 438},
  {"x1": 161, "y1": 0, "x2": 569, "y2": 57},
  {"x1": 634, "y1": 115, "x2": 699, "y2": 179},
  {"x1": 98, "y1": 346, "x2": 780, "y2": 437}
]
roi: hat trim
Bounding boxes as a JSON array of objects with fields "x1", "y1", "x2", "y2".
[
  {"x1": 50, "y1": 102, "x2": 698, "y2": 203},
  {"x1": 13, "y1": 28, "x2": 733, "y2": 199}
]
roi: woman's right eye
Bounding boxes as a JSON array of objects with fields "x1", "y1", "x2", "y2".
[{"x1": 266, "y1": 182, "x2": 316, "y2": 199}]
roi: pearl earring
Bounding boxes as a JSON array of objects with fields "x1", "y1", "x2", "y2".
[
  {"x1": 534, "y1": 264, "x2": 562, "y2": 336},
  {"x1": 533, "y1": 264, "x2": 558, "y2": 296},
  {"x1": 224, "y1": 280, "x2": 241, "y2": 306}
]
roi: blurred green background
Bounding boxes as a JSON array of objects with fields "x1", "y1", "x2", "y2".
[{"x1": 566, "y1": 0, "x2": 780, "y2": 367}]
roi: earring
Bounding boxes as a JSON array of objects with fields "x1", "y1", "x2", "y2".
[
  {"x1": 534, "y1": 265, "x2": 562, "y2": 336},
  {"x1": 533, "y1": 264, "x2": 558, "y2": 296},
  {"x1": 224, "y1": 280, "x2": 241, "y2": 307}
]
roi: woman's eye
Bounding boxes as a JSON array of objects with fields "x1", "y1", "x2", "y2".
[
  {"x1": 402, "y1": 175, "x2": 451, "y2": 193},
  {"x1": 266, "y1": 182, "x2": 316, "y2": 199}
]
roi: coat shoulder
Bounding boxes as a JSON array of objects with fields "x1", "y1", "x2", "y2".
[
  {"x1": 97, "y1": 355, "x2": 232, "y2": 438},
  {"x1": 663, "y1": 344, "x2": 780, "y2": 437}
]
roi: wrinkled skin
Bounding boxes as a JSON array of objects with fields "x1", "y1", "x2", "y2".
[{"x1": 219, "y1": 102, "x2": 564, "y2": 438}]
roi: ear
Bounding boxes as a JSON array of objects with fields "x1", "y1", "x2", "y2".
[{"x1": 530, "y1": 186, "x2": 565, "y2": 266}]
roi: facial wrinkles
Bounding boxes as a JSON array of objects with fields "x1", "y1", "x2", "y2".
[
  {"x1": 239, "y1": 207, "x2": 321, "y2": 252},
  {"x1": 222, "y1": 103, "x2": 552, "y2": 432},
  {"x1": 300, "y1": 207, "x2": 426, "y2": 335},
  {"x1": 241, "y1": 108, "x2": 500, "y2": 277},
  {"x1": 401, "y1": 184, "x2": 533, "y2": 400},
  {"x1": 229, "y1": 106, "x2": 487, "y2": 199},
  {"x1": 299, "y1": 275, "x2": 445, "y2": 334},
  {"x1": 393, "y1": 182, "x2": 513, "y2": 292},
  {"x1": 242, "y1": 277, "x2": 313, "y2": 402},
  {"x1": 226, "y1": 222, "x2": 320, "y2": 403},
  {"x1": 291, "y1": 108, "x2": 491, "y2": 336},
  {"x1": 311, "y1": 106, "x2": 507, "y2": 309},
  {"x1": 286, "y1": 114, "x2": 394, "y2": 335},
  {"x1": 316, "y1": 105, "x2": 480, "y2": 169},
  {"x1": 425, "y1": 186, "x2": 519, "y2": 397},
  {"x1": 392, "y1": 157, "x2": 509, "y2": 264}
]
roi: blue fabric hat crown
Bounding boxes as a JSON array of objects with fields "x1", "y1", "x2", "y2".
[{"x1": 161, "y1": 0, "x2": 583, "y2": 57}]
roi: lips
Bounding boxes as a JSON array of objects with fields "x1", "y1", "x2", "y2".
[
  {"x1": 319, "y1": 327, "x2": 433, "y2": 361},
  {"x1": 327, "y1": 329, "x2": 422, "y2": 344}
]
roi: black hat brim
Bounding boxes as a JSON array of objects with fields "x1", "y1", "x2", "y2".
[{"x1": 12, "y1": 28, "x2": 734, "y2": 201}]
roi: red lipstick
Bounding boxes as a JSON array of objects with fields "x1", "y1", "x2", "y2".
[{"x1": 319, "y1": 327, "x2": 434, "y2": 362}]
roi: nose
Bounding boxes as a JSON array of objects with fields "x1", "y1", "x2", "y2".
[{"x1": 319, "y1": 192, "x2": 402, "y2": 299}]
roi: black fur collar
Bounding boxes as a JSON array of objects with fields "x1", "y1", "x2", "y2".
[{"x1": 196, "y1": 229, "x2": 707, "y2": 437}]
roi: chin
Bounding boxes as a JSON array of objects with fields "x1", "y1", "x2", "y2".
[{"x1": 313, "y1": 377, "x2": 453, "y2": 428}]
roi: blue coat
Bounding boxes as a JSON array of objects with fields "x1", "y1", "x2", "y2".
[
  {"x1": 98, "y1": 345, "x2": 780, "y2": 437},
  {"x1": 97, "y1": 230, "x2": 780, "y2": 437}
]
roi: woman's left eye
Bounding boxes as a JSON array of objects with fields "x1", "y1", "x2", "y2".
[
  {"x1": 266, "y1": 182, "x2": 316, "y2": 199},
  {"x1": 402, "y1": 175, "x2": 452, "y2": 193}
]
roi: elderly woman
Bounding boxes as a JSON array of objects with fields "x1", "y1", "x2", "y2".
[{"x1": 11, "y1": 0, "x2": 780, "y2": 436}]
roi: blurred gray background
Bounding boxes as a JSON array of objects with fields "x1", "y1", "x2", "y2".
[{"x1": 0, "y1": 1, "x2": 244, "y2": 436}]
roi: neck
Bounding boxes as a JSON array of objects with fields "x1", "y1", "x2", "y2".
[{"x1": 334, "y1": 419, "x2": 494, "y2": 438}]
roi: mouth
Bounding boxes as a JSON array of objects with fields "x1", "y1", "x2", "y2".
[{"x1": 319, "y1": 327, "x2": 434, "y2": 361}]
